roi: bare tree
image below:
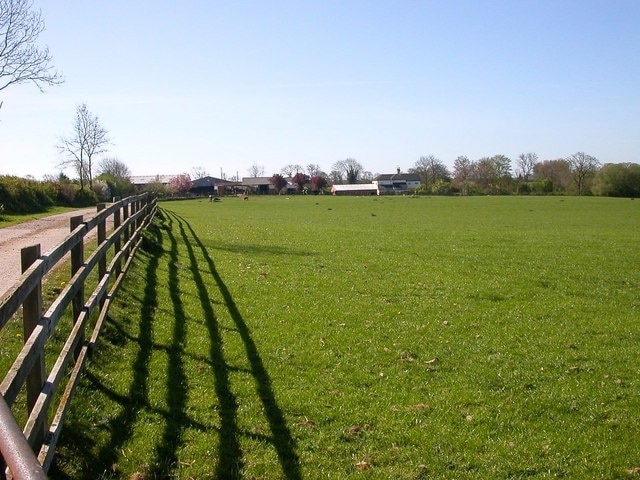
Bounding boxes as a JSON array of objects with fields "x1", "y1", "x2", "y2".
[
  {"x1": 567, "y1": 152, "x2": 600, "y2": 195},
  {"x1": 281, "y1": 164, "x2": 303, "y2": 177},
  {"x1": 99, "y1": 157, "x2": 130, "y2": 179},
  {"x1": 409, "y1": 155, "x2": 450, "y2": 191},
  {"x1": 472, "y1": 155, "x2": 512, "y2": 194},
  {"x1": 333, "y1": 158, "x2": 363, "y2": 184},
  {"x1": 57, "y1": 103, "x2": 109, "y2": 190},
  {"x1": 97, "y1": 157, "x2": 132, "y2": 198},
  {"x1": 0, "y1": 0, "x2": 63, "y2": 107},
  {"x1": 452, "y1": 155, "x2": 473, "y2": 195},
  {"x1": 361, "y1": 170, "x2": 374, "y2": 182},
  {"x1": 248, "y1": 163, "x2": 264, "y2": 177},
  {"x1": 191, "y1": 166, "x2": 209, "y2": 179},
  {"x1": 533, "y1": 158, "x2": 572, "y2": 193},
  {"x1": 306, "y1": 163, "x2": 322, "y2": 177},
  {"x1": 516, "y1": 152, "x2": 538, "y2": 181},
  {"x1": 329, "y1": 169, "x2": 343, "y2": 185}
]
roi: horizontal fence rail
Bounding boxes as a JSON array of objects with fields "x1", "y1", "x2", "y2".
[{"x1": 0, "y1": 194, "x2": 156, "y2": 479}]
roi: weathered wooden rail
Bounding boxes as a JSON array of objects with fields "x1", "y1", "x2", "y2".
[{"x1": 0, "y1": 193, "x2": 156, "y2": 479}]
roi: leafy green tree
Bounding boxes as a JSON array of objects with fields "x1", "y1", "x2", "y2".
[{"x1": 592, "y1": 163, "x2": 640, "y2": 197}]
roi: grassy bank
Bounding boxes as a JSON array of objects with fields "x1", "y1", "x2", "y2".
[
  {"x1": 0, "y1": 206, "x2": 83, "y2": 228},
  {"x1": 48, "y1": 195, "x2": 639, "y2": 479}
]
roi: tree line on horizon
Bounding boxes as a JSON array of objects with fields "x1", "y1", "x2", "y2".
[
  {"x1": 2, "y1": 151, "x2": 639, "y2": 215},
  {"x1": 1, "y1": 1, "x2": 638, "y2": 214},
  {"x1": 258, "y1": 153, "x2": 639, "y2": 198}
]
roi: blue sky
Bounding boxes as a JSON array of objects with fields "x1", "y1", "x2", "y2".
[{"x1": 1, "y1": 0, "x2": 638, "y2": 179}]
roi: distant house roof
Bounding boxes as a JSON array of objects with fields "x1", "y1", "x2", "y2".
[
  {"x1": 331, "y1": 184, "x2": 378, "y2": 193},
  {"x1": 190, "y1": 176, "x2": 219, "y2": 189},
  {"x1": 130, "y1": 175, "x2": 179, "y2": 186},
  {"x1": 374, "y1": 173, "x2": 421, "y2": 182},
  {"x1": 242, "y1": 176, "x2": 273, "y2": 186}
]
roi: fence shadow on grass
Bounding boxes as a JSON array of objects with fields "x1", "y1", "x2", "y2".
[
  {"x1": 211, "y1": 240, "x2": 314, "y2": 258},
  {"x1": 171, "y1": 211, "x2": 302, "y2": 480},
  {"x1": 147, "y1": 213, "x2": 189, "y2": 477},
  {"x1": 49, "y1": 213, "x2": 164, "y2": 479},
  {"x1": 173, "y1": 212, "x2": 244, "y2": 478}
]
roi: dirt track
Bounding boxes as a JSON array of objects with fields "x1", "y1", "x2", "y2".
[{"x1": 0, "y1": 208, "x2": 98, "y2": 297}]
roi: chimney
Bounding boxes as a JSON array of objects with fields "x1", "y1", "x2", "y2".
[{"x1": 397, "y1": 167, "x2": 400, "y2": 174}]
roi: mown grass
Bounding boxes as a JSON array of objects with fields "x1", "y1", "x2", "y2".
[{"x1": 44, "y1": 195, "x2": 640, "y2": 479}]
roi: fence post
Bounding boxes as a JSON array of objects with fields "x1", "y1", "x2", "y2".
[
  {"x1": 133, "y1": 199, "x2": 139, "y2": 231},
  {"x1": 130, "y1": 200, "x2": 138, "y2": 252},
  {"x1": 97, "y1": 204, "x2": 107, "y2": 310},
  {"x1": 21, "y1": 245, "x2": 46, "y2": 451},
  {"x1": 114, "y1": 206, "x2": 122, "y2": 277},
  {"x1": 70, "y1": 215, "x2": 84, "y2": 359},
  {"x1": 122, "y1": 202, "x2": 130, "y2": 260}
]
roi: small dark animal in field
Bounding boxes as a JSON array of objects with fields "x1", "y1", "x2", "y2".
[
  {"x1": 213, "y1": 197, "x2": 221, "y2": 202},
  {"x1": 243, "y1": 196, "x2": 248, "y2": 200}
]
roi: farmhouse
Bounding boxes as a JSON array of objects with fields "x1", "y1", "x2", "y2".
[
  {"x1": 189, "y1": 176, "x2": 216, "y2": 195},
  {"x1": 191, "y1": 176, "x2": 242, "y2": 196},
  {"x1": 242, "y1": 176, "x2": 274, "y2": 194},
  {"x1": 373, "y1": 171, "x2": 421, "y2": 195},
  {"x1": 241, "y1": 177, "x2": 297, "y2": 194},
  {"x1": 130, "y1": 175, "x2": 242, "y2": 196}
]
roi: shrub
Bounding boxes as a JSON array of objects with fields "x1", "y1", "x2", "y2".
[
  {"x1": 144, "y1": 181, "x2": 169, "y2": 198},
  {"x1": 55, "y1": 182, "x2": 77, "y2": 206},
  {"x1": 430, "y1": 179, "x2": 454, "y2": 195},
  {"x1": 516, "y1": 182, "x2": 531, "y2": 194},
  {"x1": 97, "y1": 173, "x2": 134, "y2": 199},
  {"x1": 91, "y1": 180, "x2": 111, "y2": 202},
  {"x1": 592, "y1": 163, "x2": 640, "y2": 198},
  {"x1": 0, "y1": 175, "x2": 55, "y2": 213},
  {"x1": 73, "y1": 188, "x2": 98, "y2": 207}
]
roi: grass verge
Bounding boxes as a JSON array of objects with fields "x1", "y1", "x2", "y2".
[{"x1": 0, "y1": 206, "x2": 85, "y2": 228}]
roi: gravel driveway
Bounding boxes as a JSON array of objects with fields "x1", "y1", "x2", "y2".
[{"x1": 0, "y1": 208, "x2": 99, "y2": 297}]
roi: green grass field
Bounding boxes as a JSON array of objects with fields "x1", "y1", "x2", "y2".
[{"x1": 42, "y1": 195, "x2": 639, "y2": 479}]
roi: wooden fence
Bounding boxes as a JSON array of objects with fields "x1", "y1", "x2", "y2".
[{"x1": 0, "y1": 194, "x2": 156, "y2": 479}]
